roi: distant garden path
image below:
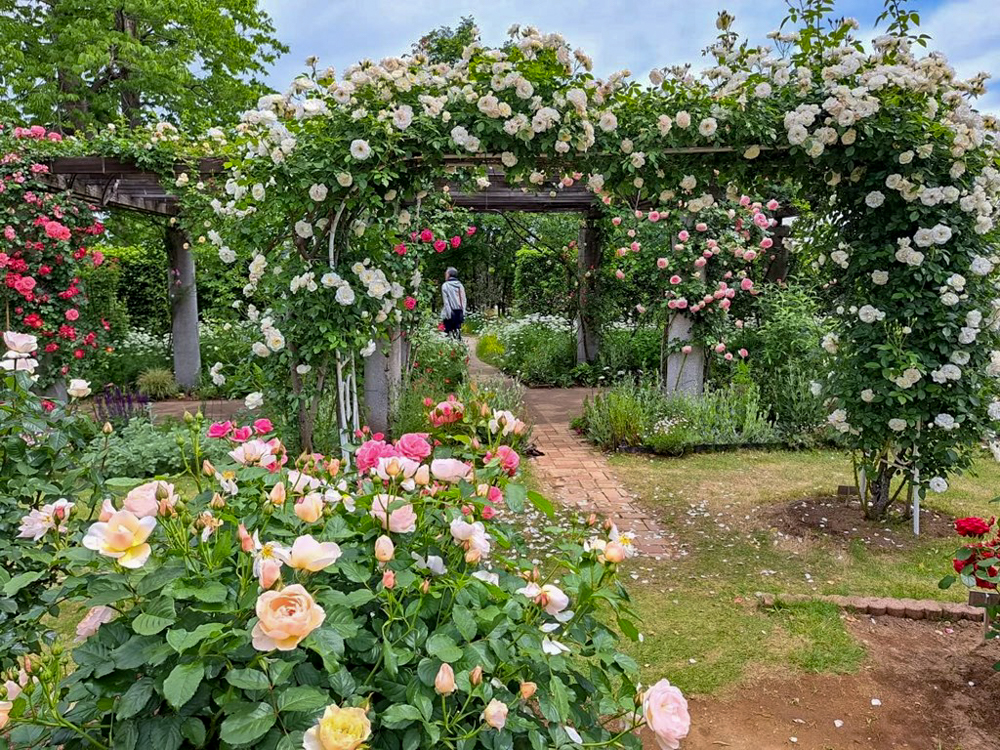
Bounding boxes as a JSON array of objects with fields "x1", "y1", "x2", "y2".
[{"x1": 467, "y1": 339, "x2": 674, "y2": 558}]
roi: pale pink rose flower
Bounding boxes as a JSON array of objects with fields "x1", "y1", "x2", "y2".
[
  {"x1": 286, "y1": 534, "x2": 342, "y2": 571},
  {"x1": 435, "y1": 663, "x2": 456, "y2": 695},
  {"x1": 123, "y1": 481, "x2": 177, "y2": 518},
  {"x1": 369, "y1": 494, "x2": 417, "y2": 533},
  {"x1": 483, "y1": 699, "x2": 509, "y2": 729},
  {"x1": 75, "y1": 605, "x2": 116, "y2": 642},
  {"x1": 540, "y1": 584, "x2": 570, "y2": 615},
  {"x1": 82, "y1": 511, "x2": 156, "y2": 568},
  {"x1": 374, "y1": 534, "x2": 395, "y2": 562},
  {"x1": 229, "y1": 439, "x2": 276, "y2": 468},
  {"x1": 643, "y1": 679, "x2": 690, "y2": 750},
  {"x1": 287, "y1": 470, "x2": 323, "y2": 495},
  {"x1": 295, "y1": 492, "x2": 325, "y2": 523},
  {"x1": 3, "y1": 331, "x2": 37, "y2": 354},
  {"x1": 251, "y1": 584, "x2": 325, "y2": 651},
  {"x1": 98, "y1": 498, "x2": 116, "y2": 522},
  {"x1": 17, "y1": 499, "x2": 73, "y2": 540},
  {"x1": 430, "y1": 458, "x2": 473, "y2": 483}
]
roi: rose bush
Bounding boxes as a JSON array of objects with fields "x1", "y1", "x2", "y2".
[
  {"x1": 941, "y1": 512, "x2": 999, "y2": 669},
  {"x1": 2, "y1": 391, "x2": 685, "y2": 750},
  {"x1": 0, "y1": 332, "x2": 102, "y2": 670}
]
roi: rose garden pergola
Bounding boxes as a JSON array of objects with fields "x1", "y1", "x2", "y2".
[{"x1": 10, "y1": 15, "x2": 998, "y2": 522}]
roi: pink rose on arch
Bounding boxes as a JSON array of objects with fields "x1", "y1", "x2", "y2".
[
  {"x1": 65, "y1": 308, "x2": 80, "y2": 321},
  {"x1": 766, "y1": 199, "x2": 780, "y2": 210},
  {"x1": 465, "y1": 225, "x2": 477, "y2": 236},
  {"x1": 489, "y1": 445, "x2": 520, "y2": 476},
  {"x1": 738, "y1": 348, "x2": 749, "y2": 358},
  {"x1": 740, "y1": 278, "x2": 754, "y2": 291},
  {"x1": 396, "y1": 432, "x2": 432, "y2": 461},
  {"x1": 44, "y1": 221, "x2": 71, "y2": 241},
  {"x1": 669, "y1": 275, "x2": 682, "y2": 285},
  {"x1": 450, "y1": 235, "x2": 461, "y2": 248},
  {"x1": 431, "y1": 458, "x2": 473, "y2": 483},
  {"x1": 404, "y1": 296, "x2": 417, "y2": 310},
  {"x1": 356, "y1": 439, "x2": 399, "y2": 473},
  {"x1": 370, "y1": 494, "x2": 417, "y2": 533},
  {"x1": 207, "y1": 421, "x2": 233, "y2": 439},
  {"x1": 433, "y1": 239, "x2": 447, "y2": 253},
  {"x1": 677, "y1": 230, "x2": 689, "y2": 242},
  {"x1": 681, "y1": 345, "x2": 693, "y2": 355},
  {"x1": 419, "y1": 228, "x2": 434, "y2": 242}
]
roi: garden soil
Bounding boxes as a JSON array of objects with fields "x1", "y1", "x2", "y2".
[{"x1": 653, "y1": 615, "x2": 999, "y2": 750}]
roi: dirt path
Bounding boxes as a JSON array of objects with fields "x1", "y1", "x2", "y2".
[{"x1": 467, "y1": 339, "x2": 674, "y2": 558}]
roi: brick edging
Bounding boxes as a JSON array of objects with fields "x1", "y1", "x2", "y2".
[{"x1": 757, "y1": 592, "x2": 984, "y2": 622}]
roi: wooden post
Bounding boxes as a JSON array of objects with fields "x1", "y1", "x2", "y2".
[
  {"x1": 663, "y1": 313, "x2": 704, "y2": 394},
  {"x1": 576, "y1": 214, "x2": 601, "y2": 365},
  {"x1": 165, "y1": 225, "x2": 201, "y2": 390}
]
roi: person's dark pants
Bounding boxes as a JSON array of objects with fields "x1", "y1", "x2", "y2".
[{"x1": 443, "y1": 311, "x2": 464, "y2": 340}]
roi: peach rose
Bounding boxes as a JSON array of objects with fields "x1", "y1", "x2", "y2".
[
  {"x1": 0, "y1": 677, "x2": 24, "y2": 730},
  {"x1": 303, "y1": 704, "x2": 371, "y2": 750},
  {"x1": 98, "y1": 497, "x2": 116, "y2": 522},
  {"x1": 430, "y1": 458, "x2": 472, "y2": 483},
  {"x1": 434, "y1": 663, "x2": 456, "y2": 695},
  {"x1": 123, "y1": 480, "x2": 177, "y2": 518},
  {"x1": 369, "y1": 494, "x2": 417, "y2": 534},
  {"x1": 287, "y1": 535, "x2": 342, "y2": 572},
  {"x1": 295, "y1": 492, "x2": 325, "y2": 523},
  {"x1": 643, "y1": 679, "x2": 690, "y2": 750},
  {"x1": 251, "y1": 584, "x2": 325, "y2": 651},
  {"x1": 82, "y1": 511, "x2": 156, "y2": 568},
  {"x1": 483, "y1": 698, "x2": 508, "y2": 730}
]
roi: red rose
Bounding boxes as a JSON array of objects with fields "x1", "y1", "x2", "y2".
[{"x1": 955, "y1": 516, "x2": 994, "y2": 537}]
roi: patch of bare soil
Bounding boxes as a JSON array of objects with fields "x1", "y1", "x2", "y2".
[
  {"x1": 771, "y1": 495, "x2": 955, "y2": 551},
  {"x1": 645, "y1": 616, "x2": 999, "y2": 750}
]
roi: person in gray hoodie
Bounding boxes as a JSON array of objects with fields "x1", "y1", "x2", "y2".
[{"x1": 440, "y1": 267, "x2": 467, "y2": 340}]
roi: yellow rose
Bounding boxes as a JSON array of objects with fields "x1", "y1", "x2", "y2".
[
  {"x1": 251, "y1": 584, "x2": 325, "y2": 651},
  {"x1": 82, "y1": 510, "x2": 156, "y2": 569},
  {"x1": 295, "y1": 492, "x2": 325, "y2": 523},
  {"x1": 303, "y1": 704, "x2": 372, "y2": 750}
]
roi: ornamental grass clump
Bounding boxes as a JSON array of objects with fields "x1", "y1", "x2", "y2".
[{"x1": 2, "y1": 391, "x2": 687, "y2": 750}]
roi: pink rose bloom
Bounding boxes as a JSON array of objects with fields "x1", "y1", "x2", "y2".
[
  {"x1": 450, "y1": 235, "x2": 461, "y2": 248},
  {"x1": 615, "y1": 269, "x2": 625, "y2": 280},
  {"x1": 44, "y1": 221, "x2": 71, "y2": 241},
  {"x1": 643, "y1": 679, "x2": 690, "y2": 750},
  {"x1": 123, "y1": 480, "x2": 177, "y2": 518},
  {"x1": 738, "y1": 348, "x2": 748, "y2": 358},
  {"x1": 681, "y1": 345, "x2": 693, "y2": 355},
  {"x1": 482, "y1": 505, "x2": 496, "y2": 520},
  {"x1": 766, "y1": 199, "x2": 779, "y2": 210},
  {"x1": 419, "y1": 228, "x2": 434, "y2": 242},
  {"x1": 739, "y1": 195, "x2": 751, "y2": 207},
  {"x1": 231, "y1": 426, "x2": 253, "y2": 442},
  {"x1": 207, "y1": 421, "x2": 233, "y2": 439},
  {"x1": 720, "y1": 298, "x2": 731, "y2": 311},
  {"x1": 735, "y1": 319, "x2": 744, "y2": 329},
  {"x1": 694, "y1": 258, "x2": 707, "y2": 268},
  {"x1": 431, "y1": 458, "x2": 473, "y2": 483},
  {"x1": 648, "y1": 211, "x2": 660, "y2": 222},
  {"x1": 675, "y1": 299, "x2": 688, "y2": 309},
  {"x1": 612, "y1": 216, "x2": 622, "y2": 226},
  {"x1": 724, "y1": 352, "x2": 733, "y2": 360},
  {"x1": 356, "y1": 439, "x2": 399, "y2": 473},
  {"x1": 740, "y1": 278, "x2": 754, "y2": 291},
  {"x1": 466, "y1": 225, "x2": 477, "y2": 236},
  {"x1": 75, "y1": 605, "x2": 116, "y2": 642},
  {"x1": 65, "y1": 308, "x2": 80, "y2": 321},
  {"x1": 404, "y1": 296, "x2": 417, "y2": 310},
  {"x1": 433, "y1": 239, "x2": 447, "y2": 253},
  {"x1": 695, "y1": 222, "x2": 708, "y2": 232},
  {"x1": 714, "y1": 343, "x2": 726, "y2": 353},
  {"x1": 253, "y1": 418, "x2": 274, "y2": 435},
  {"x1": 251, "y1": 584, "x2": 325, "y2": 651},
  {"x1": 396, "y1": 432, "x2": 432, "y2": 461},
  {"x1": 630, "y1": 241, "x2": 640, "y2": 252},
  {"x1": 92, "y1": 250, "x2": 104, "y2": 266},
  {"x1": 677, "y1": 230, "x2": 689, "y2": 242},
  {"x1": 669, "y1": 275, "x2": 682, "y2": 285},
  {"x1": 394, "y1": 242, "x2": 407, "y2": 255},
  {"x1": 294, "y1": 492, "x2": 325, "y2": 523},
  {"x1": 491, "y1": 446, "x2": 520, "y2": 476},
  {"x1": 760, "y1": 237, "x2": 773, "y2": 249},
  {"x1": 370, "y1": 494, "x2": 417, "y2": 533},
  {"x1": 743, "y1": 250, "x2": 757, "y2": 261},
  {"x1": 3, "y1": 226, "x2": 14, "y2": 240},
  {"x1": 753, "y1": 212, "x2": 769, "y2": 228},
  {"x1": 634, "y1": 210, "x2": 644, "y2": 219},
  {"x1": 657, "y1": 258, "x2": 668, "y2": 269}
]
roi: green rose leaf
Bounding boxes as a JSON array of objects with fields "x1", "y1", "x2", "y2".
[
  {"x1": 163, "y1": 661, "x2": 205, "y2": 710},
  {"x1": 2, "y1": 571, "x2": 44, "y2": 597},
  {"x1": 277, "y1": 685, "x2": 329, "y2": 713},
  {"x1": 181, "y1": 717, "x2": 207, "y2": 747},
  {"x1": 425, "y1": 633, "x2": 463, "y2": 662},
  {"x1": 226, "y1": 668, "x2": 270, "y2": 691},
  {"x1": 112, "y1": 720, "x2": 139, "y2": 750},
  {"x1": 220, "y1": 702, "x2": 277, "y2": 746},
  {"x1": 505, "y1": 482, "x2": 526, "y2": 512},
  {"x1": 132, "y1": 612, "x2": 175, "y2": 636},
  {"x1": 116, "y1": 677, "x2": 155, "y2": 719},
  {"x1": 452, "y1": 605, "x2": 477, "y2": 641},
  {"x1": 166, "y1": 623, "x2": 225, "y2": 653},
  {"x1": 527, "y1": 490, "x2": 556, "y2": 519},
  {"x1": 380, "y1": 703, "x2": 423, "y2": 729}
]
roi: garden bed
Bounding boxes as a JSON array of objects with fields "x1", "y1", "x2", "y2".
[
  {"x1": 675, "y1": 615, "x2": 999, "y2": 750},
  {"x1": 772, "y1": 494, "x2": 955, "y2": 551}
]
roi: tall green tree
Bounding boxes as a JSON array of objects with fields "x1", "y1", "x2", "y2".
[
  {"x1": 413, "y1": 15, "x2": 478, "y2": 64},
  {"x1": 0, "y1": 0, "x2": 287, "y2": 132}
]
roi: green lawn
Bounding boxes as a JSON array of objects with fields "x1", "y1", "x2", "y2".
[{"x1": 611, "y1": 449, "x2": 999, "y2": 695}]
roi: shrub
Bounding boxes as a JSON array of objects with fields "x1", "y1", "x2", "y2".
[
  {"x1": 482, "y1": 315, "x2": 577, "y2": 386},
  {"x1": 474, "y1": 333, "x2": 505, "y2": 365},
  {"x1": 82, "y1": 419, "x2": 232, "y2": 478},
  {"x1": 5, "y1": 408, "x2": 682, "y2": 750},
  {"x1": 93, "y1": 385, "x2": 152, "y2": 426},
  {"x1": 137, "y1": 367, "x2": 179, "y2": 399}
]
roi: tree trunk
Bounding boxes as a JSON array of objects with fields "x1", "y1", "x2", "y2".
[
  {"x1": 115, "y1": 11, "x2": 143, "y2": 127},
  {"x1": 165, "y1": 225, "x2": 201, "y2": 390},
  {"x1": 864, "y1": 460, "x2": 898, "y2": 520},
  {"x1": 575, "y1": 214, "x2": 601, "y2": 365}
]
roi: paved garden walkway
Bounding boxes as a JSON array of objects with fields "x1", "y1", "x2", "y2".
[{"x1": 468, "y1": 341, "x2": 674, "y2": 558}]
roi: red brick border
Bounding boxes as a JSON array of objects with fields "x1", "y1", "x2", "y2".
[{"x1": 757, "y1": 593, "x2": 984, "y2": 622}]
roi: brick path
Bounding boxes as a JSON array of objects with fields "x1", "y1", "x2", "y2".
[{"x1": 468, "y1": 340, "x2": 674, "y2": 558}]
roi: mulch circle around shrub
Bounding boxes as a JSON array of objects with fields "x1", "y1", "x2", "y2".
[{"x1": 772, "y1": 494, "x2": 955, "y2": 550}]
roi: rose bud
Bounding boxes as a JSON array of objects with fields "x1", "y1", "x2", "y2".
[
  {"x1": 210, "y1": 493, "x2": 226, "y2": 509},
  {"x1": 520, "y1": 681, "x2": 537, "y2": 700},
  {"x1": 269, "y1": 482, "x2": 287, "y2": 506},
  {"x1": 586, "y1": 513, "x2": 598, "y2": 526},
  {"x1": 465, "y1": 548, "x2": 482, "y2": 564},
  {"x1": 421, "y1": 578, "x2": 430, "y2": 594},
  {"x1": 604, "y1": 541, "x2": 626, "y2": 563},
  {"x1": 238, "y1": 524, "x2": 254, "y2": 552},
  {"x1": 374, "y1": 535, "x2": 395, "y2": 562},
  {"x1": 382, "y1": 569, "x2": 396, "y2": 589},
  {"x1": 102, "y1": 422, "x2": 113, "y2": 435},
  {"x1": 202, "y1": 459, "x2": 216, "y2": 476},
  {"x1": 435, "y1": 663, "x2": 457, "y2": 695},
  {"x1": 414, "y1": 465, "x2": 430, "y2": 486},
  {"x1": 470, "y1": 665, "x2": 483, "y2": 686}
]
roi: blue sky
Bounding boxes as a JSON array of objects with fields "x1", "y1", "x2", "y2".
[{"x1": 259, "y1": 0, "x2": 1000, "y2": 111}]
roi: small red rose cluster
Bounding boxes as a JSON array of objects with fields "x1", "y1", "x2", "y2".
[{"x1": 953, "y1": 516, "x2": 999, "y2": 590}]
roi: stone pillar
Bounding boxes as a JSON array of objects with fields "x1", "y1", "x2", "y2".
[
  {"x1": 165, "y1": 225, "x2": 201, "y2": 390},
  {"x1": 664, "y1": 313, "x2": 704, "y2": 394},
  {"x1": 363, "y1": 340, "x2": 391, "y2": 435},
  {"x1": 576, "y1": 214, "x2": 601, "y2": 365}
]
